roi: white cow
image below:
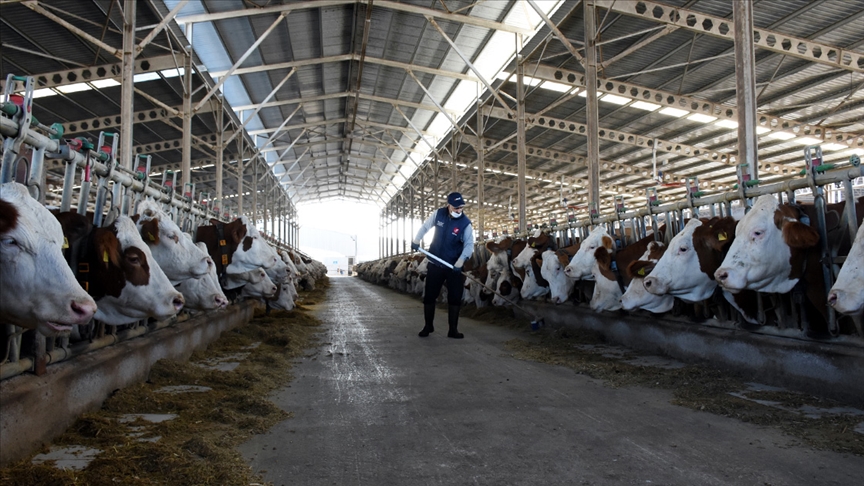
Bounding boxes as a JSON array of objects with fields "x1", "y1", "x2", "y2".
[
  {"x1": 0, "y1": 182, "x2": 97, "y2": 336},
  {"x1": 520, "y1": 263, "x2": 550, "y2": 300},
  {"x1": 588, "y1": 246, "x2": 622, "y2": 312},
  {"x1": 540, "y1": 249, "x2": 574, "y2": 305},
  {"x1": 232, "y1": 268, "x2": 278, "y2": 299},
  {"x1": 136, "y1": 200, "x2": 212, "y2": 284},
  {"x1": 827, "y1": 223, "x2": 864, "y2": 315},
  {"x1": 173, "y1": 240, "x2": 228, "y2": 311}
]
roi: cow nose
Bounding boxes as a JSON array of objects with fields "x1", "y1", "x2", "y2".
[
  {"x1": 71, "y1": 299, "x2": 97, "y2": 321},
  {"x1": 827, "y1": 291, "x2": 839, "y2": 307},
  {"x1": 716, "y1": 270, "x2": 728, "y2": 282},
  {"x1": 215, "y1": 295, "x2": 229, "y2": 307},
  {"x1": 172, "y1": 293, "x2": 185, "y2": 311}
]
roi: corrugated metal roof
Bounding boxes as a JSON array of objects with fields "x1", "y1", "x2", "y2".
[{"x1": 1, "y1": 0, "x2": 862, "y2": 232}]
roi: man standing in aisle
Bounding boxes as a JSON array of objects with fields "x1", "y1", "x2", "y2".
[{"x1": 411, "y1": 192, "x2": 475, "y2": 339}]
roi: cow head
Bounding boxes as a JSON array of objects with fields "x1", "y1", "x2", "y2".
[
  {"x1": 827, "y1": 223, "x2": 864, "y2": 315},
  {"x1": 136, "y1": 200, "x2": 212, "y2": 284},
  {"x1": 590, "y1": 246, "x2": 622, "y2": 312},
  {"x1": 565, "y1": 226, "x2": 614, "y2": 279},
  {"x1": 226, "y1": 216, "x2": 280, "y2": 272},
  {"x1": 90, "y1": 216, "x2": 185, "y2": 324},
  {"x1": 644, "y1": 219, "x2": 713, "y2": 301},
  {"x1": 1, "y1": 182, "x2": 97, "y2": 336},
  {"x1": 715, "y1": 195, "x2": 819, "y2": 294},
  {"x1": 620, "y1": 243, "x2": 674, "y2": 313},
  {"x1": 173, "y1": 240, "x2": 229, "y2": 311},
  {"x1": 540, "y1": 249, "x2": 574, "y2": 304}
]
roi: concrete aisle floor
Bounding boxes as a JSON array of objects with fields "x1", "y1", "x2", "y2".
[{"x1": 239, "y1": 278, "x2": 862, "y2": 486}]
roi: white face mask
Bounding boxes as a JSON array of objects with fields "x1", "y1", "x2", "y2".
[{"x1": 450, "y1": 211, "x2": 463, "y2": 218}]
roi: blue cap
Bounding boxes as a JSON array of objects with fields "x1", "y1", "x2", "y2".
[{"x1": 447, "y1": 192, "x2": 465, "y2": 208}]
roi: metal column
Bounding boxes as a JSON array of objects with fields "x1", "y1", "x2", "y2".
[
  {"x1": 237, "y1": 136, "x2": 244, "y2": 215},
  {"x1": 584, "y1": 0, "x2": 601, "y2": 208},
  {"x1": 733, "y1": 0, "x2": 759, "y2": 182},
  {"x1": 120, "y1": 1, "x2": 135, "y2": 171},
  {"x1": 476, "y1": 93, "x2": 485, "y2": 238},
  {"x1": 516, "y1": 51, "x2": 527, "y2": 234},
  {"x1": 181, "y1": 50, "x2": 193, "y2": 190},
  {"x1": 215, "y1": 97, "x2": 224, "y2": 217}
]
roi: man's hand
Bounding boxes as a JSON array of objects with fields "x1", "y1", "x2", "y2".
[
  {"x1": 452, "y1": 266, "x2": 463, "y2": 274},
  {"x1": 410, "y1": 242, "x2": 420, "y2": 252}
]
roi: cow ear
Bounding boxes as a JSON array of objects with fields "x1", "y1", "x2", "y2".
[
  {"x1": 534, "y1": 257, "x2": 543, "y2": 268},
  {"x1": 93, "y1": 229, "x2": 121, "y2": 268},
  {"x1": 601, "y1": 235, "x2": 614, "y2": 251},
  {"x1": 593, "y1": 246, "x2": 611, "y2": 266},
  {"x1": 139, "y1": 218, "x2": 160, "y2": 244},
  {"x1": 210, "y1": 218, "x2": 221, "y2": 226},
  {"x1": 131, "y1": 214, "x2": 140, "y2": 223},
  {"x1": 782, "y1": 221, "x2": 820, "y2": 249}
]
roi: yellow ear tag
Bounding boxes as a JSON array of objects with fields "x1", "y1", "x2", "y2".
[
  {"x1": 62, "y1": 237, "x2": 69, "y2": 249},
  {"x1": 637, "y1": 267, "x2": 645, "y2": 276},
  {"x1": 147, "y1": 232, "x2": 155, "y2": 241},
  {"x1": 530, "y1": 242, "x2": 535, "y2": 248},
  {"x1": 718, "y1": 232, "x2": 727, "y2": 241},
  {"x1": 103, "y1": 251, "x2": 109, "y2": 263}
]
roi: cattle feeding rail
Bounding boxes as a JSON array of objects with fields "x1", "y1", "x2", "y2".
[
  {"x1": 368, "y1": 152, "x2": 863, "y2": 344},
  {"x1": 0, "y1": 75, "x2": 314, "y2": 383}
]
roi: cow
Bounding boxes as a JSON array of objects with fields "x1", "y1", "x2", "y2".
[
  {"x1": 231, "y1": 268, "x2": 278, "y2": 299},
  {"x1": 135, "y1": 200, "x2": 212, "y2": 284},
  {"x1": 0, "y1": 182, "x2": 97, "y2": 336},
  {"x1": 620, "y1": 242, "x2": 674, "y2": 313},
  {"x1": 642, "y1": 217, "x2": 761, "y2": 325},
  {"x1": 827, "y1": 223, "x2": 864, "y2": 316},
  {"x1": 173, "y1": 240, "x2": 229, "y2": 312},
  {"x1": 56, "y1": 213, "x2": 185, "y2": 325},
  {"x1": 539, "y1": 244, "x2": 580, "y2": 304},
  {"x1": 195, "y1": 216, "x2": 280, "y2": 290}
]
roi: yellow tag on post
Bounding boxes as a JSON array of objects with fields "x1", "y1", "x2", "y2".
[{"x1": 221, "y1": 254, "x2": 229, "y2": 265}]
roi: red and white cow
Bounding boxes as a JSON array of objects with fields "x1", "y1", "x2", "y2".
[
  {"x1": 0, "y1": 182, "x2": 97, "y2": 336},
  {"x1": 540, "y1": 247, "x2": 578, "y2": 305},
  {"x1": 56, "y1": 213, "x2": 185, "y2": 325},
  {"x1": 233, "y1": 267, "x2": 278, "y2": 299},
  {"x1": 195, "y1": 216, "x2": 280, "y2": 291},
  {"x1": 135, "y1": 200, "x2": 212, "y2": 284},
  {"x1": 827, "y1": 222, "x2": 864, "y2": 316},
  {"x1": 715, "y1": 195, "x2": 820, "y2": 295},
  {"x1": 620, "y1": 242, "x2": 673, "y2": 313}
]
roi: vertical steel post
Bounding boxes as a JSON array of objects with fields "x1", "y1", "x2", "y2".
[
  {"x1": 215, "y1": 96, "x2": 224, "y2": 216},
  {"x1": 476, "y1": 90, "x2": 485, "y2": 239},
  {"x1": 237, "y1": 135, "x2": 244, "y2": 215},
  {"x1": 120, "y1": 0, "x2": 136, "y2": 215},
  {"x1": 516, "y1": 48, "x2": 527, "y2": 234},
  {"x1": 181, "y1": 50, "x2": 193, "y2": 191},
  {"x1": 584, "y1": 0, "x2": 601, "y2": 208},
  {"x1": 733, "y1": 0, "x2": 759, "y2": 182}
]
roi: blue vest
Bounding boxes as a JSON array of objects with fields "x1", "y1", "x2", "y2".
[{"x1": 428, "y1": 207, "x2": 472, "y2": 266}]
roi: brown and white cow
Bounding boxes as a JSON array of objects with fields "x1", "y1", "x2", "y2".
[
  {"x1": 56, "y1": 213, "x2": 184, "y2": 325},
  {"x1": 0, "y1": 182, "x2": 97, "y2": 336},
  {"x1": 195, "y1": 216, "x2": 280, "y2": 290},
  {"x1": 135, "y1": 200, "x2": 212, "y2": 284},
  {"x1": 540, "y1": 244, "x2": 580, "y2": 304},
  {"x1": 620, "y1": 242, "x2": 673, "y2": 313},
  {"x1": 715, "y1": 195, "x2": 821, "y2": 295}
]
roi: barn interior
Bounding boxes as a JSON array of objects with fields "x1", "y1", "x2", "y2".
[{"x1": 2, "y1": 0, "x2": 861, "y2": 248}]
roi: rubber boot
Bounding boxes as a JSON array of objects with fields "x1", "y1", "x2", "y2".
[
  {"x1": 419, "y1": 303, "x2": 435, "y2": 337},
  {"x1": 447, "y1": 305, "x2": 463, "y2": 339}
]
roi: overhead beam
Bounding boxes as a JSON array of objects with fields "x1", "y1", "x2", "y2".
[
  {"x1": 177, "y1": 0, "x2": 532, "y2": 34},
  {"x1": 0, "y1": 54, "x2": 178, "y2": 91},
  {"x1": 595, "y1": 0, "x2": 864, "y2": 74}
]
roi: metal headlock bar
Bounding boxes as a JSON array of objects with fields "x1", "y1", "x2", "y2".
[{"x1": 1, "y1": 115, "x2": 214, "y2": 219}]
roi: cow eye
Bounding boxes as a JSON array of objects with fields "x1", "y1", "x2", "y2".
[
  {"x1": 679, "y1": 247, "x2": 687, "y2": 253},
  {"x1": 127, "y1": 254, "x2": 141, "y2": 265},
  {"x1": 1, "y1": 237, "x2": 18, "y2": 247},
  {"x1": 753, "y1": 230, "x2": 763, "y2": 237}
]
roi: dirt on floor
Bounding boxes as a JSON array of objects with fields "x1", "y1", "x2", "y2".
[
  {"x1": 463, "y1": 305, "x2": 864, "y2": 457},
  {"x1": 0, "y1": 280, "x2": 328, "y2": 486}
]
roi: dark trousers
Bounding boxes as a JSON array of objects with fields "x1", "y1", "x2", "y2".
[{"x1": 423, "y1": 262, "x2": 464, "y2": 306}]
